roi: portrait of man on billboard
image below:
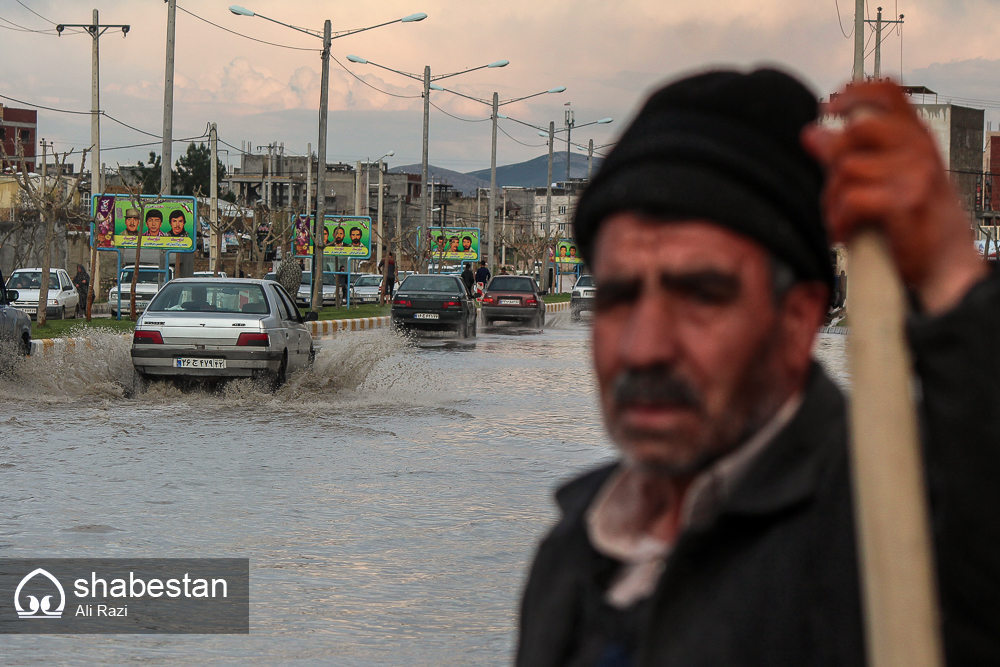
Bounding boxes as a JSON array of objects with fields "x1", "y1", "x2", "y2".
[
  {"x1": 435, "y1": 235, "x2": 446, "y2": 251},
  {"x1": 350, "y1": 227, "x2": 363, "y2": 247},
  {"x1": 448, "y1": 236, "x2": 460, "y2": 252},
  {"x1": 462, "y1": 236, "x2": 473, "y2": 252},
  {"x1": 124, "y1": 208, "x2": 141, "y2": 237},
  {"x1": 144, "y1": 209, "x2": 164, "y2": 237},
  {"x1": 333, "y1": 225, "x2": 346, "y2": 247},
  {"x1": 167, "y1": 210, "x2": 187, "y2": 238}
]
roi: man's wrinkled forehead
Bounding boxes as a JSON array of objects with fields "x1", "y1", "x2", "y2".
[{"x1": 592, "y1": 213, "x2": 770, "y2": 278}]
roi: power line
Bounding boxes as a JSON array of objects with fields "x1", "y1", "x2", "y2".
[
  {"x1": 15, "y1": 0, "x2": 56, "y2": 25},
  {"x1": 175, "y1": 4, "x2": 320, "y2": 51},
  {"x1": 833, "y1": 0, "x2": 854, "y2": 38},
  {"x1": 497, "y1": 124, "x2": 546, "y2": 148},
  {"x1": 428, "y1": 101, "x2": 490, "y2": 122},
  {"x1": 331, "y1": 55, "x2": 422, "y2": 99}
]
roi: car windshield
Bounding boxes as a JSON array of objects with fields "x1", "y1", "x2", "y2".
[
  {"x1": 264, "y1": 273, "x2": 276, "y2": 281},
  {"x1": 489, "y1": 277, "x2": 534, "y2": 292},
  {"x1": 355, "y1": 276, "x2": 381, "y2": 287},
  {"x1": 8, "y1": 271, "x2": 59, "y2": 290},
  {"x1": 147, "y1": 282, "x2": 270, "y2": 314},
  {"x1": 576, "y1": 276, "x2": 594, "y2": 288},
  {"x1": 119, "y1": 269, "x2": 168, "y2": 284},
  {"x1": 399, "y1": 275, "x2": 462, "y2": 294}
]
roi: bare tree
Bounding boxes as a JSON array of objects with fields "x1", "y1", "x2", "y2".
[{"x1": 1, "y1": 142, "x2": 88, "y2": 326}]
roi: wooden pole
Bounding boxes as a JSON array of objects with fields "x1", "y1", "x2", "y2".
[{"x1": 847, "y1": 229, "x2": 944, "y2": 667}]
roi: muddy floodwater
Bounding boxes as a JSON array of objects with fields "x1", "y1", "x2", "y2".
[{"x1": 0, "y1": 318, "x2": 847, "y2": 665}]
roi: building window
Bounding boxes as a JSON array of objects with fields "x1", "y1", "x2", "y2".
[
  {"x1": 0, "y1": 128, "x2": 5, "y2": 141},
  {"x1": 558, "y1": 205, "x2": 567, "y2": 214},
  {"x1": 539, "y1": 206, "x2": 547, "y2": 213},
  {"x1": 20, "y1": 130, "x2": 30, "y2": 143}
]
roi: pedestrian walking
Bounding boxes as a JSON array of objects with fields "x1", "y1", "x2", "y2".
[
  {"x1": 516, "y1": 71, "x2": 1000, "y2": 667},
  {"x1": 378, "y1": 251, "x2": 397, "y2": 302},
  {"x1": 72, "y1": 263, "x2": 89, "y2": 317},
  {"x1": 461, "y1": 262, "x2": 475, "y2": 295}
]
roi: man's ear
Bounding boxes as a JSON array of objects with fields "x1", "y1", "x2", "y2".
[{"x1": 779, "y1": 282, "x2": 829, "y2": 375}]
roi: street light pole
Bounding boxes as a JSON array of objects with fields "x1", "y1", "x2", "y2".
[
  {"x1": 489, "y1": 92, "x2": 499, "y2": 271},
  {"x1": 162, "y1": 0, "x2": 176, "y2": 197},
  {"x1": 421, "y1": 65, "x2": 431, "y2": 272},
  {"x1": 565, "y1": 105, "x2": 574, "y2": 182},
  {"x1": 545, "y1": 121, "x2": 554, "y2": 291},
  {"x1": 587, "y1": 139, "x2": 594, "y2": 180},
  {"x1": 312, "y1": 19, "x2": 331, "y2": 313}
]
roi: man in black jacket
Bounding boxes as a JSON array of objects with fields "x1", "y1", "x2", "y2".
[{"x1": 516, "y1": 71, "x2": 999, "y2": 666}]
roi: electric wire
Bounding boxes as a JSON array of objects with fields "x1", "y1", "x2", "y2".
[
  {"x1": 833, "y1": 0, "x2": 854, "y2": 38},
  {"x1": 497, "y1": 124, "x2": 546, "y2": 148},
  {"x1": 175, "y1": 5, "x2": 319, "y2": 51},
  {"x1": 331, "y1": 55, "x2": 422, "y2": 99},
  {"x1": 428, "y1": 101, "x2": 490, "y2": 122},
  {"x1": 0, "y1": 14, "x2": 65, "y2": 33}
]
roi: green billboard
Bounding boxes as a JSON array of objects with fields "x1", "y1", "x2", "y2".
[
  {"x1": 293, "y1": 215, "x2": 372, "y2": 260},
  {"x1": 92, "y1": 195, "x2": 197, "y2": 252},
  {"x1": 428, "y1": 227, "x2": 481, "y2": 262},
  {"x1": 555, "y1": 240, "x2": 583, "y2": 264}
]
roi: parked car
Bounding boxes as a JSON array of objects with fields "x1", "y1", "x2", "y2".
[
  {"x1": 0, "y1": 269, "x2": 32, "y2": 355},
  {"x1": 351, "y1": 274, "x2": 384, "y2": 304},
  {"x1": 391, "y1": 274, "x2": 477, "y2": 338},
  {"x1": 570, "y1": 274, "x2": 596, "y2": 321},
  {"x1": 109, "y1": 265, "x2": 173, "y2": 318},
  {"x1": 6, "y1": 267, "x2": 80, "y2": 320},
  {"x1": 481, "y1": 275, "x2": 546, "y2": 327},
  {"x1": 295, "y1": 272, "x2": 340, "y2": 307},
  {"x1": 130, "y1": 278, "x2": 313, "y2": 389},
  {"x1": 193, "y1": 271, "x2": 229, "y2": 278}
]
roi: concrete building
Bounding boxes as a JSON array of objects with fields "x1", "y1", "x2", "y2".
[
  {"x1": 0, "y1": 105, "x2": 37, "y2": 173},
  {"x1": 982, "y1": 131, "x2": 1000, "y2": 213}
]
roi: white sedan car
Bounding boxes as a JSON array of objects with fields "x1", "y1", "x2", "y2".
[
  {"x1": 6, "y1": 267, "x2": 80, "y2": 320},
  {"x1": 131, "y1": 278, "x2": 313, "y2": 389}
]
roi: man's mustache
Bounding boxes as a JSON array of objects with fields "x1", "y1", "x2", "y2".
[{"x1": 612, "y1": 366, "x2": 702, "y2": 410}]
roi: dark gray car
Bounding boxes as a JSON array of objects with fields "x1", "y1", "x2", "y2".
[{"x1": 0, "y1": 269, "x2": 32, "y2": 355}]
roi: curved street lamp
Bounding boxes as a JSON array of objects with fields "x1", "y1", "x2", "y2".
[{"x1": 230, "y1": 6, "x2": 425, "y2": 311}]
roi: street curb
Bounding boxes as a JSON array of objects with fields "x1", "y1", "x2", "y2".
[
  {"x1": 29, "y1": 305, "x2": 574, "y2": 353},
  {"x1": 308, "y1": 316, "x2": 390, "y2": 337}
]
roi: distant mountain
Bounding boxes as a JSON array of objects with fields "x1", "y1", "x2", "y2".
[
  {"x1": 467, "y1": 152, "x2": 601, "y2": 189},
  {"x1": 388, "y1": 164, "x2": 487, "y2": 197},
  {"x1": 389, "y1": 152, "x2": 604, "y2": 196}
]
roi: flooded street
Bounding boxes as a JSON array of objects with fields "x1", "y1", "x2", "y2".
[{"x1": 0, "y1": 319, "x2": 847, "y2": 665}]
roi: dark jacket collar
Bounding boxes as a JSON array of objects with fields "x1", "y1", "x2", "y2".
[{"x1": 553, "y1": 363, "x2": 846, "y2": 527}]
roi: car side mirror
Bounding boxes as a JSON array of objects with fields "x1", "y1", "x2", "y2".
[
  {"x1": 303, "y1": 311, "x2": 318, "y2": 322},
  {"x1": 6, "y1": 290, "x2": 17, "y2": 301}
]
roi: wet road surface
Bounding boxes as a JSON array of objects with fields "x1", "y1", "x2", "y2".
[{"x1": 0, "y1": 317, "x2": 847, "y2": 665}]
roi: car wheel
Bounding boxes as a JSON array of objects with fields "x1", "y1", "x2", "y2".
[
  {"x1": 571, "y1": 308, "x2": 581, "y2": 322},
  {"x1": 132, "y1": 371, "x2": 150, "y2": 395},
  {"x1": 482, "y1": 316, "x2": 492, "y2": 327},
  {"x1": 470, "y1": 315, "x2": 477, "y2": 337},
  {"x1": 58, "y1": 306, "x2": 65, "y2": 320},
  {"x1": 21, "y1": 333, "x2": 31, "y2": 356},
  {"x1": 308, "y1": 346, "x2": 316, "y2": 366},
  {"x1": 268, "y1": 351, "x2": 288, "y2": 392}
]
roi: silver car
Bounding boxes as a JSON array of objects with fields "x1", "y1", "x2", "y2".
[
  {"x1": 0, "y1": 269, "x2": 32, "y2": 355},
  {"x1": 130, "y1": 278, "x2": 313, "y2": 388}
]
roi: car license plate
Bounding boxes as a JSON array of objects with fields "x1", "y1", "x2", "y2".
[
  {"x1": 174, "y1": 358, "x2": 227, "y2": 369},
  {"x1": 499, "y1": 299, "x2": 520, "y2": 305},
  {"x1": 414, "y1": 313, "x2": 439, "y2": 320},
  {"x1": 20, "y1": 307, "x2": 36, "y2": 314}
]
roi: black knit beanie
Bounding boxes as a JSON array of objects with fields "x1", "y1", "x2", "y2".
[{"x1": 573, "y1": 68, "x2": 833, "y2": 290}]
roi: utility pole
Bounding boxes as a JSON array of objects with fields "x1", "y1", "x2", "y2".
[
  {"x1": 587, "y1": 139, "x2": 594, "y2": 180},
  {"x1": 355, "y1": 161, "x2": 363, "y2": 216},
  {"x1": 565, "y1": 103, "x2": 574, "y2": 183},
  {"x1": 866, "y1": 8, "x2": 903, "y2": 81},
  {"x1": 377, "y1": 160, "x2": 384, "y2": 266},
  {"x1": 544, "y1": 120, "x2": 554, "y2": 291},
  {"x1": 55, "y1": 11, "x2": 129, "y2": 320},
  {"x1": 854, "y1": 0, "x2": 865, "y2": 82},
  {"x1": 421, "y1": 65, "x2": 431, "y2": 267},
  {"x1": 305, "y1": 141, "x2": 312, "y2": 263},
  {"x1": 489, "y1": 92, "x2": 499, "y2": 271},
  {"x1": 161, "y1": 0, "x2": 177, "y2": 284},
  {"x1": 396, "y1": 195, "x2": 403, "y2": 273},
  {"x1": 210, "y1": 123, "x2": 219, "y2": 275},
  {"x1": 312, "y1": 19, "x2": 331, "y2": 314}
]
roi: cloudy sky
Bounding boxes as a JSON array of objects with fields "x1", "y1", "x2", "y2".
[{"x1": 4, "y1": 0, "x2": 1000, "y2": 175}]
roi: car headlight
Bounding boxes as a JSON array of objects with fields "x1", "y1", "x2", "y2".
[
  {"x1": 572, "y1": 291, "x2": 581, "y2": 297},
  {"x1": 49, "y1": 299, "x2": 59, "y2": 305}
]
